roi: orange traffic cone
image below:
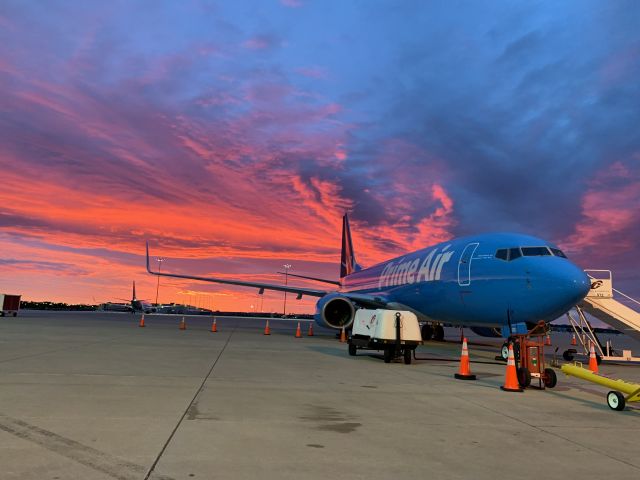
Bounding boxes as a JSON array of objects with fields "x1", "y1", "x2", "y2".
[
  {"x1": 500, "y1": 344, "x2": 523, "y2": 392},
  {"x1": 295, "y1": 322, "x2": 302, "y2": 338},
  {"x1": 211, "y1": 318, "x2": 218, "y2": 333},
  {"x1": 545, "y1": 334, "x2": 552, "y2": 346},
  {"x1": 339, "y1": 327, "x2": 346, "y2": 343},
  {"x1": 588, "y1": 342, "x2": 599, "y2": 373},
  {"x1": 571, "y1": 333, "x2": 577, "y2": 346},
  {"x1": 264, "y1": 320, "x2": 271, "y2": 335},
  {"x1": 139, "y1": 314, "x2": 145, "y2": 328},
  {"x1": 307, "y1": 323, "x2": 314, "y2": 336},
  {"x1": 179, "y1": 317, "x2": 186, "y2": 330},
  {"x1": 454, "y1": 338, "x2": 476, "y2": 380}
]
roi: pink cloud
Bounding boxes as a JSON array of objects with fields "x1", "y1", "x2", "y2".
[
  {"x1": 295, "y1": 66, "x2": 328, "y2": 79},
  {"x1": 242, "y1": 34, "x2": 281, "y2": 50},
  {"x1": 563, "y1": 159, "x2": 640, "y2": 263}
]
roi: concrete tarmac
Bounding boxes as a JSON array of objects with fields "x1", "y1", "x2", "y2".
[{"x1": 0, "y1": 311, "x2": 639, "y2": 480}]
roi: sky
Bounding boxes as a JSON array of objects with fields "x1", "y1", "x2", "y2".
[{"x1": 0, "y1": 0, "x2": 639, "y2": 313}]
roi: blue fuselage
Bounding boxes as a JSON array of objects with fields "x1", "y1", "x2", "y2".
[{"x1": 340, "y1": 233, "x2": 590, "y2": 327}]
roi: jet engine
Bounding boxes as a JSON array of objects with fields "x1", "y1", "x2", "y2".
[{"x1": 314, "y1": 293, "x2": 356, "y2": 329}]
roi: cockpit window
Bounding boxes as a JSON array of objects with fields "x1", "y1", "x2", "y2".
[
  {"x1": 509, "y1": 247, "x2": 522, "y2": 260},
  {"x1": 550, "y1": 248, "x2": 567, "y2": 258},
  {"x1": 522, "y1": 246, "x2": 551, "y2": 256},
  {"x1": 496, "y1": 248, "x2": 522, "y2": 261}
]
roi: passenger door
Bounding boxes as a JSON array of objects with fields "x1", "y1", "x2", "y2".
[{"x1": 457, "y1": 242, "x2": 479, "y2": 286}]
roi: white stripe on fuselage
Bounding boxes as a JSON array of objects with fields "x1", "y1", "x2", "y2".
[{"x1": 377, "y1": 245, "x2": 454, "y2": 289}]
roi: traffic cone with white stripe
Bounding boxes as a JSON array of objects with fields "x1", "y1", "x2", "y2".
[
  {"x1": 500, "y1": 344, "x2": 523, "y2": 392},
  {"x1": 545, "y1": 334, "x2": 552, "y2": 346},
  {"x1": 454, "y1": 338, "x2": 476, "y2": 380},
  {"x1": 340, "y1": 327, "x2": 347, "y2": 343},
  {"x1": 264, "y1": 320, "x2": 271, "y2": 335},
  {"x1": 139, "y1": 314, "x2": 145, "y2": 328},
  {"x1": 588, "y1": 342, "x2": 599, "y2": 373},
  {"x1": 307, "y1": 322, "x2": 314, "y2": 336},
  {"x1": 571, "y1": 333, "x2": 577, "y2": 346},
  {"x1": 295, "y1": 322, "x2": 302, "y2": 338},
  {"x1": 179, "y1": 317, "x2": 186, "y2": 330},
  {"x1": 211, "y1": 318, "x2": 218, "y2": 333}
]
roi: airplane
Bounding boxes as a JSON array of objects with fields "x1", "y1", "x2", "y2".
[
  {"x1": 112, "y1": 281, "x2": 156, "y2": 313},
  {"x1": 145, "y1": 215, "x2": 590, "y2": 344}
]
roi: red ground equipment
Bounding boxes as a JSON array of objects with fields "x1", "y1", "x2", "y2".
[
  {"x1": 0, "y1": 294, "x2": 21, "y2": 317},
  {"x1": 509, "y1": 321, "x2": 557, "y2": 389}
]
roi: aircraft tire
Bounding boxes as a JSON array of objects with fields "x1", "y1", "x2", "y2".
[
  {"x1": 562, "y1": 350, "x2": 574, "y2": 361},
  {"x1": 607, "y1": 391, "x2": 625, "y2": 411},
  {"x1": 421, "y1": 324, "x2": 433, "y2": 341},
  {"x1": 433, "y1": 325, "x2": 445, "y2": 342},
  {"x1": 403, "y1": 349, "x2": 412, "y2": 365},
  {"x1": 500, "y1": 343, "x2": 510, "y2": 360},
  {"x1": 348, "y1": 344, "x2": 357, "y2": 356}
]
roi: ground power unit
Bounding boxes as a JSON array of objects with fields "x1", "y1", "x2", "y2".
[{"x1": 348, "y1": 309, "x2": 422, "y2": 364}]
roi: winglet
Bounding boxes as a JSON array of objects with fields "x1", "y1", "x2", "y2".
[{"x1": 145, "y1": 242, "x2": 153, "y2": 274}]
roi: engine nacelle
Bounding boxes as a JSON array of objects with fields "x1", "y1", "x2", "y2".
[{"x1": 314, "y1": 293, "x2": 356, "y2": 329}]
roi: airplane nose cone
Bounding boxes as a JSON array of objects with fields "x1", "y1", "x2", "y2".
[
  {"x1": 528, "y1": 261, "x2": 591, "y2": 322},
  {"x1": 567, "y1": 265, "x2": 591, "y2": 304}
]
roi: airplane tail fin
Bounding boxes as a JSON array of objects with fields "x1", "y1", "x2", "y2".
[
  {"x1": 132, "y1": 281, "x2": 137, "y2": 302},
  {"x1": 340, "y1": 214, "x2": 362, "y2": 278}
]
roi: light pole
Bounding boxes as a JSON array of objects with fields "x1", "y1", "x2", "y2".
[
  {"x1": 155, "y1": 257, "x2": 164, "y2": 306},
  {"x1": 282, "y1": 264, "x2": 292, "y2": 317}
]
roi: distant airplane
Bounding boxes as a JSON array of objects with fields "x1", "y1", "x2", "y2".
[
  {"x1": 111, "y1": 281, "x2": 156, "y2": 313},
  {"x1": 146, "y1": 215, "x2": 590, "y2": 341}
]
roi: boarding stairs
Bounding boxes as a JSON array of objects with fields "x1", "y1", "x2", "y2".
[{"x1": 565, "y1": 270, "x2": 640, "y2": 362}]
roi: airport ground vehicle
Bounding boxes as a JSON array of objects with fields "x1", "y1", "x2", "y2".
[
  {"x1": 348, "y1": 309, "x2": 422, "y2": 364},
  {"x1": 507, "y1": 321, "x2": 557, "y2": 389},
  {"x1": 0, "y1": 294, "x2": 21, "y2": 317}
]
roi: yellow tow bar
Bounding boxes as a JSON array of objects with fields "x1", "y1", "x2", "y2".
[{"x1": 561, "y1": 363, "x2": 640, "y2": 411}]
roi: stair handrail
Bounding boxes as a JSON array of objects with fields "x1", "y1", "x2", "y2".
[{"x1": 613, "y1": 288, "x2": 640, "y2": 308}]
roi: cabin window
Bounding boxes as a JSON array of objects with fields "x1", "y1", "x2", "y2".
[
  {"x1": 522, "y1": 246, "x2": 552, "y2": 256},
  {"x1": 495, "y1": 249, "x2": 508, "y2": 261},
  {"x1": 550, "y1": 248, "x2": 567, "y2": 258},
  {"x1": 508, "y1": 248, "x2": 522, "y2": 260}
]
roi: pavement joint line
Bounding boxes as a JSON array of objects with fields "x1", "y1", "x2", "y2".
[
  {"x1": 0, "y1": 333, "x2": 137, "y2": 365},
  {"x1": 0, "y1": 414, "x2": 176, "y2": 480},
  {"x1": 460, "y1": 396, "x2": 640, "y2": 470},
  {"x1": 144, "y1": 325, "x2": 237, "y2": 480}
]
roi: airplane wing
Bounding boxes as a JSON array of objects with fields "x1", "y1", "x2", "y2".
[
  {"x1": 276, "y1": 271, "x2": 341, "y2": 286},
  {"x1": 146, "y1": 243, "x2": 329, "y2": 298}
]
